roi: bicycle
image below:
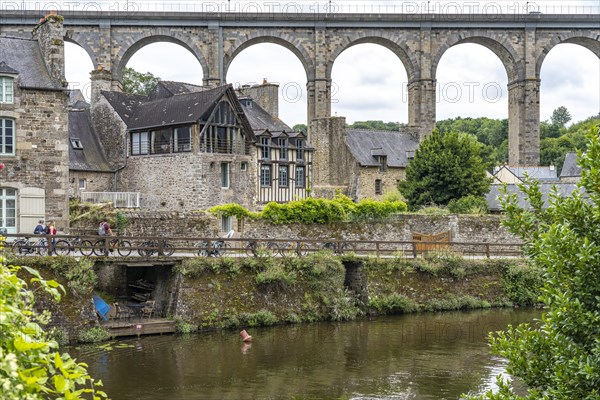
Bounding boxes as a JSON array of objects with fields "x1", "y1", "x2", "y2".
[
  {"x1": 92, "y1": 237, "x2": 132, "y2": 257},
  {"x1": 11, "y1": 235, "x2": 49, "y2": 255},
  {"x1": 137, "y1": 238, "x2": 175, "y2": 257},
  {"x1": 197, "y1": 240, "x2": 229, "y2": 257},
  {"x1": 322, "y1": 240, "x2": 351, "y2": 255},
  {"x1": 277, "y1": 241, "x2": 308, "y2": 257},
  {"x1": 52, "y1": 236, "x2": 95, "y2": 256},
  {"x1": 245, "y1": 240, "x2": 277, "y2": 257}
]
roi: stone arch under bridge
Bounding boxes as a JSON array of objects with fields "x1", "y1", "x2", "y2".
[{"x1": 2, "y1": 10, "x2": 596, "y2": 166}]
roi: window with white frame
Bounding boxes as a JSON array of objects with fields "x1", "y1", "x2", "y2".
[
  {"x1": 78, "y1": 178, "x2": 86, "y2": 189},
  {"x1": 131, "y1": 131, "x2": 149, "y2": 155},
  {"x1": 240, "y1": 162, "x2": 248, "y2": 171},
  {"x1": 296, "y1": 139, "x2": 304, "y2": 160},
  {"x1": 280, "y1": 138, "x2": 288, "y2": 160},
  {"x1": 260, "y1": 137, "x2": 270, "y2": 160},
  {"x1": 0, "y1": 118, "x2": 14, "y2": 155},
  {"x1": 279, "y1": 165, "x2": 289, "y2": 187},
  {"x1": 0, "y1": 77, "x2": 14, "y2": 103},
  {"x1": 70, "y1": 138, "x2": 83, "y2": 150},
  {"x1": 175, "y1": 127, "x2": 192, "y2": 152},
  {"x1": 260, "y1": 165, "x2": 271, "y2": 187},
  {"x1": 221, "y1": 162, "x2": 230, "y2": 188},
  {"x1": 295, "y1": 166, "x2": 305, "y2": 188},
  {"x1": 0, "y1": 188, "x2": 16, "y2": 233},
  {"x1": 221, "y1": 215, "x2": 233, "y2": 233}
]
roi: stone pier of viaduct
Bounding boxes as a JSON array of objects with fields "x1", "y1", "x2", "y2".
[{"x1": 1, "y1": 11, "x2": 598, "y2": 165}]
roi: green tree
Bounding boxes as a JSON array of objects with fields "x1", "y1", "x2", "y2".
[
  {"x1": 0, "y1": 251, "x2": 108, "y2": 399},
  {"x1": 292, "y1": 124, "x2": 307, "y2": 134},
  {"x1": 398, "y1": 130, "x2": 491, "y2": 210},
  {"x1": 467, "y1": 126, "x2": 600, "y2": 399},
  {"x1": 122, "y1": 67, "x2": 160, "y2": 96},
  {"x1": 550, "y1": 105, "x2": 572, "y2": 128}
]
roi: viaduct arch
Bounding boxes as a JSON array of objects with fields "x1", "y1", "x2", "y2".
[{"x1": 1, "y1": 11, "x2": 597, "y2": 166}]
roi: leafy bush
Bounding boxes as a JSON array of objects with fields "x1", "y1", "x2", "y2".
[
  {"x1": 349, "y1": 199, "x2": 407, "y2": 221},
  {"x1": 369, "y1": 293, "x2": 417, "y2": 314},
  {"x1": 255, "y1": 263, "x2": 297, "y2": 287},
  {"x1": 447, "y1": 195, "x2": 489, "y2": 214},
  {"x1": 208, "y1": 203, "x2": 250, "y2": 219},
  {"x1": 421, "y1": 295, "x2": 490, "y2": 312},
  {"x1": 114, "y1": 210, "x2": 129, "y2": 232},
  {"x1": 78, "y1": 327, "x2": 110, "y2": 343},
  {"x1": 261, "y1": 197, "x2": 347, "y2": 224},
  {"x1": 502, "y1": 262, "x2": 543, "y2": 306},
  {"x1": 173, "y1": 316, "x2": 195, "y2": 334},
  {"x1": 239, "y1": 310, "x2": 278, "y2": 327}
]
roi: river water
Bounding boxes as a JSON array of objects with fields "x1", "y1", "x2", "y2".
[{"x1": 70, "y1": 308, "x2": 539, "y2": 400}]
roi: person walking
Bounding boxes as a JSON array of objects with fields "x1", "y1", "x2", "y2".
[{"x1": 47, "y1": 221, "x2": 57, "y2": 255}]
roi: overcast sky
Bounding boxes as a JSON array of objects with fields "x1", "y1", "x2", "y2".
[{"x1": 60, "y1": 0, "x2": 600, "y2": 127}]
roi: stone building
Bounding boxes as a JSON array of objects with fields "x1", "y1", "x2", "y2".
[
  {"x1": 311, "y1": 117, "x2": 419, "y2": 200},
  {"x1": 93, "y1": 83, "x2": 257, "y2": 212},
  {"x1": 0, "y1": 15, "x2": 70, "y2": 234},
  {"x1": 67, "y1": 90, "x2": 113, "y2": 199}
]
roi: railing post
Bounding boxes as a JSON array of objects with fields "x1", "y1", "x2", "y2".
[
  {"x1": 486, "y1": 243, "x2": 490, "y2": 258},
  {"x1": 412, "y1": 241, "x2": 417, "y2": 258},
  {"x1": 376, "y1": 242, "x2": 380, "y2": 257},
  {"x1": 46, "y1": 234, "x2": 52, "y2": 255},
  {"x1": 158, "y1": 239, "x2": 164, "y2": 256}
]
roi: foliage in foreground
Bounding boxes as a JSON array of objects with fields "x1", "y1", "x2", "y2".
[
  {"x1": 0, "y1": 249, "x2": 108, "y2": 399},
  {"x1": 466, "y1": 127, "x2": 600, "y2": 399}
]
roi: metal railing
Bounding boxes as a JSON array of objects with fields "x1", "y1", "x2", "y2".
[
  {"x1": 0, "y1": 233, "x2": 523, "y2": 260},
  {"x1": 80, "y1": 192, "x2": 140, "y2": 208}
]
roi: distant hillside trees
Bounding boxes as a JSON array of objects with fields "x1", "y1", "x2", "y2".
[{"x1": 398, "y1": 130, "x2": 491, "y2": 210}]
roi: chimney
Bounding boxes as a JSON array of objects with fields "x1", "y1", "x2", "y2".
[
  {"x1": 34, "y1": 12, "x2": 66, "y2": 86},
  {"x1": 89, "y1": 66, "x2": 113, "y2": 106},
  {"x1": 239, "y1": 80, "x2": 279, "y2": 117}
]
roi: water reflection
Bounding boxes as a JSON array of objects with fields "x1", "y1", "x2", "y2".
[{"x1": 70, "y1": 308, "x2": 539, "y2": 400}]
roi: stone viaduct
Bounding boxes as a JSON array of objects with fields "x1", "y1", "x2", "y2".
[{"x1": 1, "y1": 10, "x2": 598, "y2": 165}]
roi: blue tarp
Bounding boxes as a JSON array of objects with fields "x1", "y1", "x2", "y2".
[{"x1": 93, "y1": 293, "x2": 110, "y2": 321}]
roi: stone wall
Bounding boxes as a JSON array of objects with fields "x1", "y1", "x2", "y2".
[
  {"x1": 0, "y1": 87, "x2": 70, "y2": 232},
  {"x1": 69, "y1": 170, "x2": 114, "y2": 199},
  {"x1": 122, "y1": 152, "x2": 256, "y2": 212},
  {"x1": 240, "y1": 214, "x2": 519, "y2": 244},
  {"x1": 355, "y1": 166, "x2": 406, "y2": 200}
]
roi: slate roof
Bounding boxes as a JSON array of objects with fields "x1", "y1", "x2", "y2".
[
  {"x1": 345, "y1": 129, "x2": 419, "y2": 168},
  {"x1": 486, "y1": 182, "x2": 582, "y2": 211},
  {"x1": 149, "y1": 81, "x2": 205, "y2": 100},
  {"x1": 493, "y1": 165, "x2": 559, "y2": 181},
  {"x1": 103, "y1": 84, "x2": 255, "y2": 141},
  {"x1": 560, "y1": 152, "x2": 582, "y2": 178},
  {"x1": 68, "y1": 101, "x2": 112, "y2": 172},
  {"x1": 0, "y1": 36, "x2": 63, "y2": 90},
  {"x1": 238, "y1": 97, "x2": 290, "y2": 133},
  {"x1": 0, "y1": 61, "x2": 18, "y2": 75}
]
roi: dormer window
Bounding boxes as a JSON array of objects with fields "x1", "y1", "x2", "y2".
[
  {"x1": 70, "y1": 138, "x2": 83, "y2": 150},
  {"x1": 379, "y1": 155, "x2": 387, "y2": 172},
  {"x1": 0, "y1": 77, "x2": 14, "y2": 103},
  {"x1": 280, "y1": 138, "x2": 288, "y2": 160},
  {"x1": 260, "y1": 137, "x2": 270, "y2": 160},
  {"x1": 296, "y1": 139, "x2": 304, "y2": 160}
]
